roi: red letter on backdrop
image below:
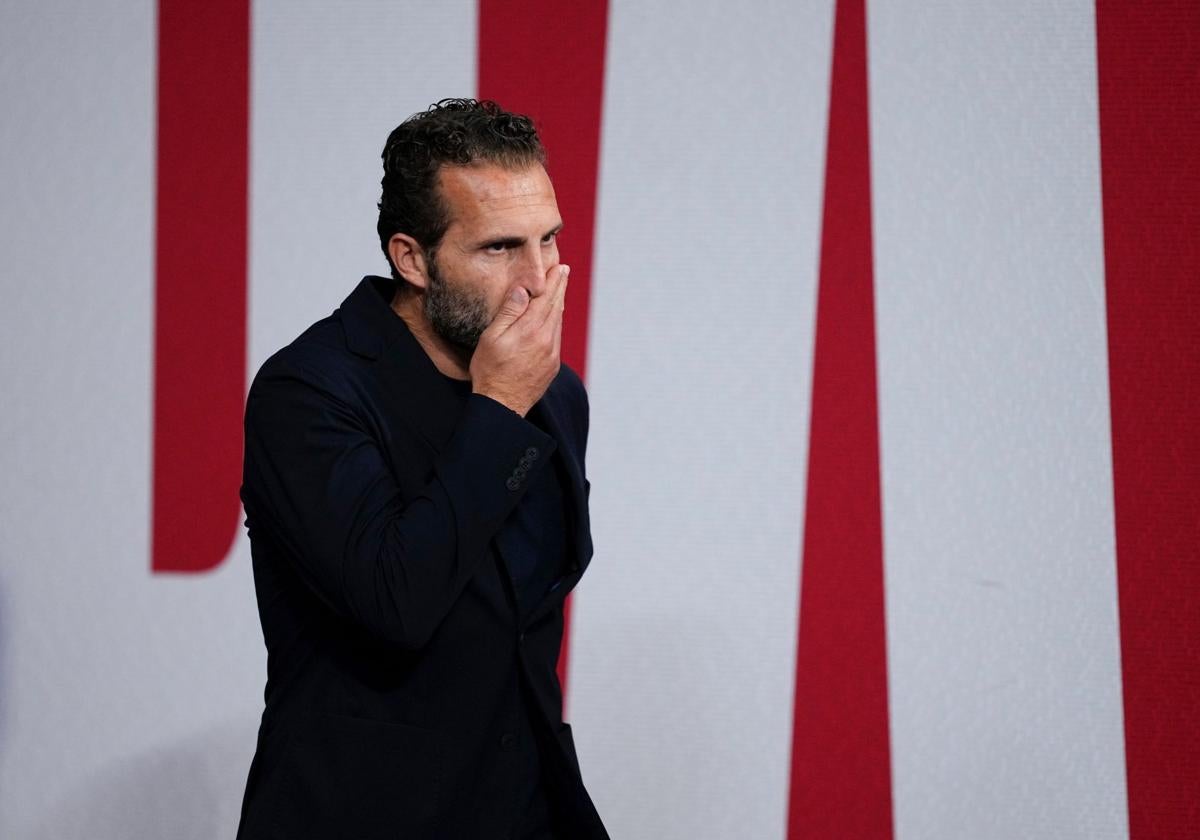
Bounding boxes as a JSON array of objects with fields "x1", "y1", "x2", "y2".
[
  {"x1": 1096, "y1": 2, "x2": 1200, "y2": 836},
  {"x1": 787, "y1": 0, "x2": 895, "y2": 836},
  {"x1": 152, "y1": 0, "x2": 250, "y2": 573},
  {"x1": 478, "y1": 0, "x2": 609, "y2": 696}
]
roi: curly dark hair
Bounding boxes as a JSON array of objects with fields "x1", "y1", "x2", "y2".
[{"x1": 377, "y1": 98, "x2": 547, "y2": 281}]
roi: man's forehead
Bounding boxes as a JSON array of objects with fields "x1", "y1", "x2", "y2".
[{"x1": 438, "y1": 163, "x2": 558, "y2": 223}]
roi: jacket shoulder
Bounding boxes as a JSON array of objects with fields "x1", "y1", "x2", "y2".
[{"x1": 249, "y1": 312, "x2": 360, "y2": 398}]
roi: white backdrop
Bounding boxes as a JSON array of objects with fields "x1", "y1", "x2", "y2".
[{"x1": 0, "y1": 1, "x2": 1148, "y2": 838}]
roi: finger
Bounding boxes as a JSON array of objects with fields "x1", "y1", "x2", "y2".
[
  {"x1": 539, "y1": 264, "x2": 569, "y2": 328},
  {"x1": 522, "y1": 263, "x2": 566, "y2": 324},
  {"x1": 485, "y1": 285, "x2": 531, "y2": 335},
  {"x1": 545, "y1": 273, "x2": 566, "y2": 355},
  {"x1": 549, "y1": 301, "x2": 564, "y2": 359}
]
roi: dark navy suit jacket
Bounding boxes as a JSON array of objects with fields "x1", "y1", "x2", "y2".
[{"x1": 235, "y1": 276, "x2": 607, "y2": 839}]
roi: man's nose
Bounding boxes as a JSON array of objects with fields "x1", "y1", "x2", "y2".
[{"x1": 520, "y1": 246, "x2": 550, "y2": 296}]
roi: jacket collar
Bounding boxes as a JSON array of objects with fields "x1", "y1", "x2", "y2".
[
  {"x1": 339, "y1": 275, "x2": 409, "y2": 360},
  {"x1": 339, "y1": 275, "x2": 465, "y2": 451}
]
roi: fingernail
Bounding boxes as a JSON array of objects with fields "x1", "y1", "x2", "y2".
[
  {"x1": 510, "y1": 287, "x2": 528, "y2": 304},
  {"x1": 561, "y1": 265, "x2": 570, "y2": 278}
]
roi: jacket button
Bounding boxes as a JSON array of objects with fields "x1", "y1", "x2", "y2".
[
  {"x1": 500, "y1": 732, "x2": 516, "y2": 749},
  {"x1": 525, "y1": 447, "x2": 539, "y2": 459}
]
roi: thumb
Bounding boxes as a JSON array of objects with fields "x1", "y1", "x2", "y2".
[{"x1": 489, "y1": 285, "x2": 530, "y2": 332}]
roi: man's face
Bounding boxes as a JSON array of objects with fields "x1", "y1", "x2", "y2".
[{"x1": 421, "y1": 163, "x2": 562, "y2": 349}]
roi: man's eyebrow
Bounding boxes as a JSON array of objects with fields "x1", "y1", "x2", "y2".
[
  {"x1": 479, "y1": 235, "x2": 525, "y2": 249},
  {"x1": 475, "y1": 223, "x2": 563, "y2": 249}
]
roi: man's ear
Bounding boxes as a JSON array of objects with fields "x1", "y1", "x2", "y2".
[{"x1": 388, "y1": 233, "x2": 430, "y2": 290}]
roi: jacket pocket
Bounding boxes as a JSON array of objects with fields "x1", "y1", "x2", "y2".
[{"x1": 273, "y1": 714, "x2": 444, "y2": 839}]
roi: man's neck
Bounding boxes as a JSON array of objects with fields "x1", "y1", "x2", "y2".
[{"x1": 390, "y1": 288, "x2": 472, "y2": 381}]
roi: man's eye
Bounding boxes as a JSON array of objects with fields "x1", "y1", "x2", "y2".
[
  {"x1": 485, "y1": 242, "x2": 507, "y2": 253},
  {"x1": 542, "y1": 233, "x2": 557, "y2": 245}
]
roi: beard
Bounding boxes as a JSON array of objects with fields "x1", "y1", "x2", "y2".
[{"x1": 423, "y1": 253, "x2": 491, "y2": 350}]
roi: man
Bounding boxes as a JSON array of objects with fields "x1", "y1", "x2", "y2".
[{"x1": 235, "y1": 99, "x2": 608, "y2": 839}]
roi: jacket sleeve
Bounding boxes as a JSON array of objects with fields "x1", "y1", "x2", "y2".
[{"x1": 241, "y1": 356, "x2": 552, "y2": 650}]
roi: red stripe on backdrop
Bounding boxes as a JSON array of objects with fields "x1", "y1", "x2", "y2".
[
  {"x1": 1095, "y1": 3, "x2": 1200, "y2": 837},
  {"x1": 152, "y1": 0, "x2": 249, "y2": 573},
  {"x1": 787, "y1": 0, "x2": 894, "y2": 836},
  {"x1": 478, "y1": 1, "x2": 609, "y2": 697}
]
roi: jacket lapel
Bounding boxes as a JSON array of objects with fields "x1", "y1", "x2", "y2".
[
  {"x1": 534, "y1": 389, "x2": 592, "y2": 575},
  {"x1": 524, "y1": 381, "x2": 594, "y2": 624},
  {"x1": 340, "y1": 276, "x2": 465, "y2": 454}
]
